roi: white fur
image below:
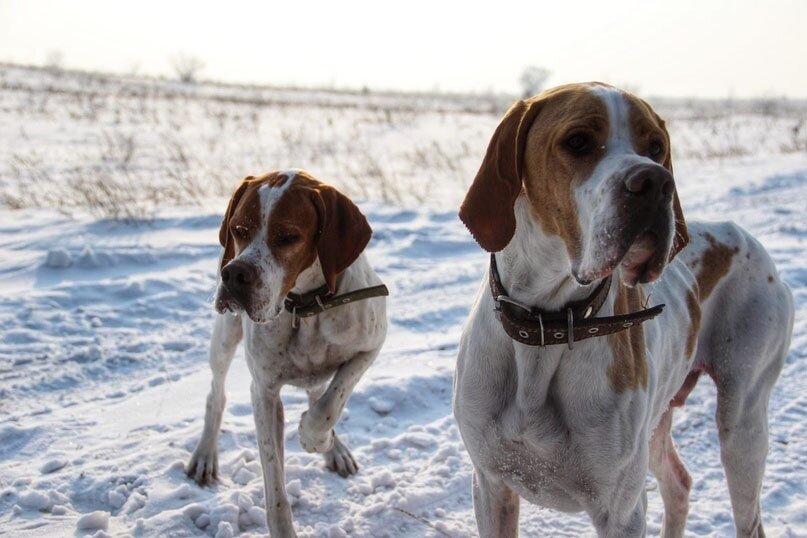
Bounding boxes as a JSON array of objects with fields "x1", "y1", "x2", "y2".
[
  {"x1": 454, "y1": 87, "x2": 794, "y2": 537},
  {"x1": 188, "y1": 182, "x2": 387, "y2": 537}
]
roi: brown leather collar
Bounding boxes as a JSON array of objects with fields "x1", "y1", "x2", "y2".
[
  {"x1": 284, "y1": 283, "x2": 389, "y2": 328},
  {"x1": 489, "y1": 254, "x2": 664, "y2": 349}
]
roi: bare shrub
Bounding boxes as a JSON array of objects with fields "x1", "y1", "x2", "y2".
[
  {"x1": 170, "y1": 54, "x2": 205, "y2": 84},
  {"x1": 519, "y1": 66, "x2": 551, "y2": 98},
  {"x1": 101, "y1": 131, "x2": 137, "y2": 167},
  {"x1": 1, "y1": 64, "x2": 805, "y2": 221}
]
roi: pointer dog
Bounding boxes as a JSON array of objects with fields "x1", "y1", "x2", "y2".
[
  {"x1": 454, "y1": 83, "x2": 793, "y2": 537},
  {"x1": 187, "y1": 170, "x2": 387, "y2": 536}
]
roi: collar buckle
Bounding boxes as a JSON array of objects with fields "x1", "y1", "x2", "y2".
[
  {"x1": 566, "y1": 308, "x2": 574, "y2": 350},
  {"x1": 488, "y1": 252, "x2": 664, "y2": 348},
  {"x1": 291, "y1": 305, "x2": 299, "y2": 329}
]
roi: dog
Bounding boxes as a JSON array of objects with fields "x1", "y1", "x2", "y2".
[
  {"x1": 186, "y1": 170, "x2": 388, "y2": 536},
  {"x1": 453, "y1": 83, "x2": 794, "y2": 537}
]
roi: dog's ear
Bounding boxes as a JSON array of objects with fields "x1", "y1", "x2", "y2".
[
  {"x1": 459, "y1": 99, "x2": 542, "y2": 252},
  {"x1": 311, "y1": 185, "x2": 372, "y2": 293},
  {"x1": 658, "y1": 119, "x2": 689, "y2": 261},
  {"x1": 219, "y1": 177, "x2": 253, "y2": 273}
]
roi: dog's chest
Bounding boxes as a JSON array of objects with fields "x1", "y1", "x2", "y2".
[
  {"x1": 464, "y1": 346, "x2": 649, "y2": 513},
  {"x1": 242, "y1": 317, "x2": 352, "y2": 387},
  {"x1": 476, "y1": 399, "x2": 599, "y2": 512}
]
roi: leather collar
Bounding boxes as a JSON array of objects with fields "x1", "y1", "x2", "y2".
[
  {"x1": 284, "y1": 283, "x2": 389, "y2": 328},
  {"x1": 489, "y1": 253, "x2": 664, "y2": 349}
]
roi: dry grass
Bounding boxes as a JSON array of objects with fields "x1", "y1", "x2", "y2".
[{"x1": 1, "y1": 63, "x2": 805, "y2": 220}]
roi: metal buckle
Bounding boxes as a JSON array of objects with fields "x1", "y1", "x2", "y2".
[
  {"x1": 567, "y1": 308, "x2": 574, "y2": 350},
  {"x1": 291, "y1": 306, "x2": 299, "y2": 329},
  {"x1": 538, "y1": 313, "x2": 545, "y2": 347}
]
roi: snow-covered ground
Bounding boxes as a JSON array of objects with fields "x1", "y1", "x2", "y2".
[{"x1": 0, "y1": 65, "x2": 805, "y2": 537}]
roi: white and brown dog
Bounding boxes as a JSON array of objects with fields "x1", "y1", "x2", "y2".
[
  {"x1": 186, "y1": 170, "x2": 388, "y2": 536},
  {"x1": 454, "y1": 83, "x2": 794, "y2": 537}
]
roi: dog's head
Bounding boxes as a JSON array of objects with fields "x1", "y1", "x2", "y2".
[
  {"x1": 460, "y1": 82, "x2": 688, "y2": 287},
  {"x1": 214, "y1": 170, "x2": 371, "y2": 323}
]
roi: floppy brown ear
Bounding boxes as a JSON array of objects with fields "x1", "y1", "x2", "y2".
[
  {"x1": 218, "y1": 177, "x2": 253, "y2": 272},
  {"x1": 658, "y1": 121, "x2": 689, "y2": 261},
  {"x1": 312, "y1": 185, "x2": 372, "y2": 293},
  {"x1": 459, "y1": 99, "x2": 542, "y2": 252}
]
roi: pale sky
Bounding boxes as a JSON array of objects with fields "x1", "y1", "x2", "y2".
[{"x1": 1, "y1": 0, "x2": 805, "y2": 98}]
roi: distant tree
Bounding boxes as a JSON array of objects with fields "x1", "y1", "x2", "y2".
[
  {"x1": 519, "y1": 66, "x2": 551, "y2": 98},
  {"x1": 171, "y1": 54, "x2": 205, "y2": 84}
]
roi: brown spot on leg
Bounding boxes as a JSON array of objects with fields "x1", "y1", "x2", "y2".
[{"x1": 607, "y1": 284, "x2": 648, "y2": 392}]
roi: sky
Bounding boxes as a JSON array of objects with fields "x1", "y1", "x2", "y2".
[{"x1": 1, "y1": 0, "x2": 805, "y2": 98}]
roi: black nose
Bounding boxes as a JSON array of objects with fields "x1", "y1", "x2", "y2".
[
  {"x1": 221, "y1": 260, "x2": 257, "y2": 292},
  {"x1": 624, "y1": 166, "x2": 674, "y2": 202}
]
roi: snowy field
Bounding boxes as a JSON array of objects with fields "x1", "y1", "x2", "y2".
[{"x1": 0, "y1": 65, "x2": 805, "y2": 537}]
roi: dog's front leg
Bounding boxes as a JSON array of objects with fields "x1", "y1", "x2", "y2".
[
  {"x1": 590, "y1": 488, "x2": 648, "y2": 538},
  {"x1": 251, "y1": 382, "x2": 296, "y2": 538},
  {"x1": 299, "y1": 349, "x2": 378, "y2": 453},
  {"x1": 306, "y1": 385, "x2": 359, "y2": 477},
  {"x1": 187, "y1": 313, "x2": 242, "y2": 485},
  {"x1": 473, "y1": 469, "x2": 520, "y2": 538}
]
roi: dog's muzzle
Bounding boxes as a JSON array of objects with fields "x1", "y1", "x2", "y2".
[{"x1": 216, "y1": 260, "x2": 257, "y2": 314}]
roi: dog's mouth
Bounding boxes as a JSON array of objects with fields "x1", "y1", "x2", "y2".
[
  {"x1": 574, "y1": 227, "x2": 669, "y2": 287},
  {"x1": 215, "y1": 294, "x2": 243, "y2": 315},
  {"x1": 215, "y1": 292, "x2": 283, "y2": 324},
  {"x1": 617, "y1": 230, "x2": 663, "y2": 287}
]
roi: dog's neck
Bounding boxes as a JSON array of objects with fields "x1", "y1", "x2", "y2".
[
  {"x1": 290, "y1": 258, "x2": 330, "y2": 296},
  {"x1": 497, "y1": 195, "x2": 601, "y2": 312}
]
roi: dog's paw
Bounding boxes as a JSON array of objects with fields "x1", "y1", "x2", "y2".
[
  {"x1": 324, "y1": 435, "x2": 358, "y2": 478},
  {"x1": 186, "y1": 443, "x2": 218, "y2": 486},
  {"x1": 298, "y1": 411, "x2": 335, "y2": 453}
]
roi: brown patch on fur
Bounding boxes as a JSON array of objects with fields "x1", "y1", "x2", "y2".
[
  {"x1": 263, "y1": 174, "x2": 323, "y2": 297},
  {"x1": 684, "y1": 288, "x2": 701, "y2": 358},
  {"x1": 607, "y1": 284, "x2": 649, "y2": 392},
  {"x1": 458, "y1": 100, "x2": 540, "y2": 252},
  {"x1": 222, "y1": 170, "x2": 371, "y2": 296},
  {"x1": 460, "y1": 82, "x2": 615, "y2": 254},
  {"x1": 695, "y1": 232, "x2": 739, "y2": 301},
  {"x1": 219, "y1": 176, "x2": 258, "y2": 271},
  {"x1": 768, "y1": 275, "x2": 775, "y2": 283},
  {"x1": 521, "y1": 84, "x2": 612, "y2": 258}
]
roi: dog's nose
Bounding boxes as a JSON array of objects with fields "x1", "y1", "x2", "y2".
[
  {"x1": 624, "y1": 166, "x2": 674, "y2": 201},
  {"x1": 221, "y1": 260, "x2": 257, "y2": 291}
]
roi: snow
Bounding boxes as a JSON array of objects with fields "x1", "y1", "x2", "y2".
[
  {"x1": 0, "y1": 64, "x2": 805, "y2": 536},
  {"x1": 76, "y1": 511, "x2": 109, "y2": 531}
]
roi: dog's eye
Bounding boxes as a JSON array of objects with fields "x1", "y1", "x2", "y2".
[
  {"x1": 275, "y1": 233, "x2": 300, "y2": 247},
  {"x1": 648, "y1": 140, "x2": 664, "y2": 159},
  {"x1": 234, "y1": 225, "x2": 249, "y2": 239},
  {"x1": 564, "y1": 133, "x2": 593, "y2": 155}
]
